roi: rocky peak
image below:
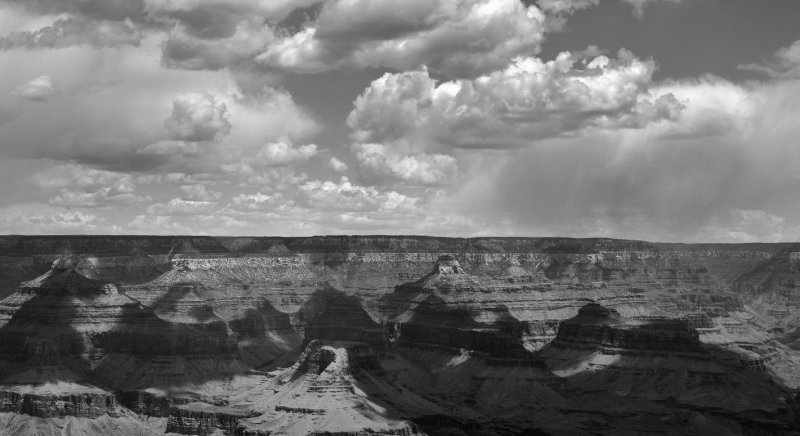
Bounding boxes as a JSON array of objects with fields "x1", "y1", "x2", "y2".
[
  {"x1": 407, "y1": 255, "x2": 481, "y2": 293},
  {"x1": 571, "y1": 302, "x2": 624, "y2": 325},
  {"x1": 432, "y1": 255, "x2": 464, "y2": 275},
  {"x1": 52, "y1": 256, "x2": 78, "y2": 271},
  {"x1": 20, "y1": 265, "x2": 104, "y2": 297}
]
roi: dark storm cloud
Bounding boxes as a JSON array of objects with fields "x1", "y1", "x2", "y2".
[
  {"x1": 437, "y1": 75, "x2": 800, "y2": 242},
  {"x1": 1, "y1": 0, "x2": 145, "y2": 21},
  {"x1": 147, "y1": 1, "x2": 246, "y2": 39}
]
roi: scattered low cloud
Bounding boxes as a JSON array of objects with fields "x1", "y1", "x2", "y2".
[
  {"x1": 11, "y1": 75, "x2": 55, "y2": 101},
  {"x1": 740, "y1": 39, "x2": 800, "y2": 79},
  {"x1": 147, "y1": 197, "x2": 217, "y2": 215},
  {"x1": 353, "y1": 143, "x2": 458, "y2": 186},
  {"x1": 257, "y1": 137, "x2": 318, "y2": 166},
  {"x1": 327, "y1": 156, "x2": 348, "y2": 174},
  {"x1": 231, "y1": 192, "x2": 289, "y2": 210},
  {"x1": 619, "y1": 0, "x2": 686, "y2": 18},
  {"x1": 179, "y1": 183, "x2": 221, "y2": 202},
  {"x1": 0, "y1": 202, "x2": 117, "y2": 234},
  {"x1": 297, "y1": 176, "x2": 419, "y2": 213},
  {"x1": 32, "y1": 163, "x2": 150, "y2": 208}
]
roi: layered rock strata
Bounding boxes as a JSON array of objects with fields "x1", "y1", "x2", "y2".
[
  {"x1": 233, "y1": 340, "x2": 424, "y2": 436},
  {"x1": 537, "y1": 303, "x2": 800, "y2": 433},
  {"x1": 0, "y1": 236, "x2": 799, "y2": 434}
]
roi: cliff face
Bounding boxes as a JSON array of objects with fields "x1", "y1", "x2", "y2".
[
  {"x1": 550, "y1": 302, "x2": 704, "y2": 352},
  {"x1": 233, "y1": 340, "x2": 425, "y2": 436},
  {"x1": 537, "y1": 302, "x2": 799, "y2": 434},
  {"x1": 380, "y1": 256, "x2": 533, "y2": 360},
  {"x1": 0, "y1": 236, "x2": 799, "y2": 434}
]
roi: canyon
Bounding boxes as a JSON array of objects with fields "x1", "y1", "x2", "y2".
[{"x1": 0, "y1": 235, "x2": 798, "y2": 435}]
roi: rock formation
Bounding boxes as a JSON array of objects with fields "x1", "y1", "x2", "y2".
[
  {"x1": 0, "y1": 236, "x2": 798, "y2": 434},
  {"x1": 233, "y1": 340, "x2": 424, "y2": 436},
  {"x1": 381, "y1": 255, "x2": 533, "y2": 360},
  {"x1": 537, "y1": 302, "x2": 800, "y2": 434}
]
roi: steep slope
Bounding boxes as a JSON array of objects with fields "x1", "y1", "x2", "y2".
[
  {"x1": 381, "y1": 255, "x2": 533, "y2": 360},
  {"x1": 233, "y1": 340, "x2": 426, "y2": 435},
  {"x1": 537, "y1": 303, "x2": 800, "y2": 434},
  {"x1": 0, "y1": 236, "x2": 799, "y2": 434}
]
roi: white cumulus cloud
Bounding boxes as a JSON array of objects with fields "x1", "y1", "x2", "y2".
[
  {"x1": 257, "y1": 0, "x2": 547, "y2": 78},
  {"x1": 165, "y1": 92, "x2": 231, "y2": 142}
]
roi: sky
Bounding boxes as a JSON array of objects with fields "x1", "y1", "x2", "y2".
[{"x1": 0, "y1": 0, "x2": 799, "y2": 242}]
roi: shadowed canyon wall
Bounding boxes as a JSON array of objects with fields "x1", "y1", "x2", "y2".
[{"x1": 0, "y1": 235, "x2": 799, "y2": 435}]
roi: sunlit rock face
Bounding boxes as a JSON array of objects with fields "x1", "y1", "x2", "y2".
[{"x1": 233, "y1": 340, "x2": 425, "y2": 436}]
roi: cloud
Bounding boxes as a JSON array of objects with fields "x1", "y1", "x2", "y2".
[
  {"x1": 230, "y1": 192, "x2": 289, "y2": 210},
  {"x1": 1, "y1": 0, "x2": 797, "y2": 242},
  {"x1": 11, "y1": 75, "x2": 55, "y2": 101},
  {"x1": 699, "y1": 209, "x2": 796, "y2": 243},
  {"x1": 258, "y1": 137, "x2": 318, "y2": 166},
  {"x1": 214, "y1": 88, "x2": 321, "y2": 169},
  {"x1": 219, "y1": 137, "x2": 318, "y2": 187},
  {"x1": 136, "y1": 172, "x2": 205, "y2": 185},
  {"x1": 327, "y1": 156, "x2": 348, "y2": 173},
  {"x1": 145, "y1": 0, "x2": 321, "y2": 71},
  {"x1": 32, "y1": 163, "x2": 150, "y2": 208},
  {"x1": 221, "y1": 164, "x2": 308, "y2": 189},
  {"x1": 257, "y1": 0, "x2": 547, "y2": 78},
  {"x1": 179, "y1": 183, "x2": 220, "y2": 201},
  {"x1": 297, "y1": 176, "x2": 419, "y2": 213},
  {"x1": 432, "y1": 75, "x2": 800, "y2": 241},
  {"x1": 536, "y1": 0, "x2": 686, "y2": 22},
  {"x1": 136, "y1": 87, "x2": 320, "y2": 173},
  {"x1": 145, "y1": 0, "x2": 250, "y2": 39},
  {"x1": 537, "y1": 0, "x2": 599, "y2": 14},
  {"x1": 353, "y1": 143, "x2": 457, "y2": 185},
  {"x1": 48, "y1": 189, "x2": 150, "y2": 208},
  {"x1": 0, "y1": 36, "x2": 316, "y2": 172},
  {"x1": 619, "y1": 0, "x2": 685, "y2": 18},
  {"x1": 165, "y1": 92, "x2": 231, "y2": 141},
  {"x1": 2, "y1": 0, "x2": 146, "y2": 21},
  {"x1": 136, "y1": 140, "x2": 202, "y2": 156},
  {"x1": 343, "y1": 49, "x2": 683, "y2": 188},
  {"x1": 0, "y1": 202, "x2": 116, "y2": 234},
  {"x1": 348, "y1": 50, "x2": 680, "y2": 150},
  {"x1": 147, "y1": 197, "x2": 217, "y2": 215},
  {"x1": 740, "y1": 39, "x2": 800, "y2": 79},
  {"x1": 127, "y1": 214, "x2": 195, "y2": 235},
  {"x1": 1, "y1": 17, "x2": 142, "y2": 49},
  {"x1": 33, "y1": 163, "x2": 136, "y2": 192},
  {"x1": 160, "y1": 18, "x2": 275, "y2": 70}
]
